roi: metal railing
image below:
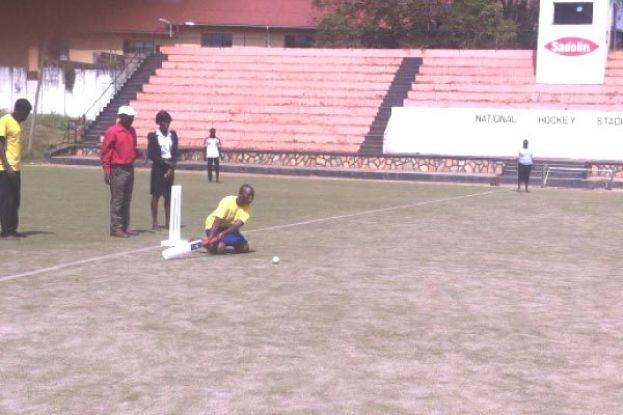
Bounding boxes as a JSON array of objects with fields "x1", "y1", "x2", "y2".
[
  {"x1": 541, "y1": 165, "x2": 615, "y2": 190},
  {"x1": 79, "y1": 53, "x2": 146, "y2": 124}
]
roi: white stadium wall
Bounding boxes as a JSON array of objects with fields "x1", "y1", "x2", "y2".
[
  {"x1": 0, "y1": 67, "x2": 117, "y2": 119},
  {"x1": 384, "y1": 107, "x2": 623, "y2": 161}
]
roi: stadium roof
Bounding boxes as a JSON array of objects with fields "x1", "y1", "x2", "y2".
[{"x1": 2, "y1": 0, "x2": 320, "y2": 37}]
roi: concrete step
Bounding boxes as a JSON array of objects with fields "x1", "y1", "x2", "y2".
[
  {"x1": 138, "y1": 86, "x2": 385, "y2": 99},
  {"x1": 414, "y1": 74, "x2": 536, "y2": 84},
  {"x1": 155, "y1": 67, "x2": 398, "y2": 82},
  {"x1": 161, "y1": 45, "x2": 422, "y2": 58},
  {"x1": 134, "y1": 93, "x2": 384, "y2": 108},
  {"x1": 137, "y1": 136, "x2": 362, "y2": 153},
  {"x1": 132, "y1": 119, "x2": 370, "y2": 136},
  {"x1": 418, "y1": 66, "x2": 534, "y2": 76},
  {"x1": 132, "y1": 101, "x2": 377, "y2": 117},
  {"x1": 160, "y1": 46, "x2": 528, "y2": 60},
  {"x1": 605, "y1": 68, "x2": 623, "y2": 76},
  {"x1": 421, "y1": 57, "x2": 533, "y2": 67},
  {"x1": 419, "y1": 49, "x2": 534, "y2": 59},
  {"x1": 411, "y1": 83, "x2": 623, "y2": 94},
  {"x1": 131, "y1": 110, "x2": 373, "y2": 126},
  {"x1": 162, "y1": 55, "x2": 403, "y2": 66},
  {"x1": 602, "y1": 77, "x2": 623, "y2": 85},
  {"x1": 406, "y1": 90, "x2": 623, "y2": 105},
  {"x1": 403, "y1": 100, "x2": 620, "y2": 111},
  {"x1": 147, "y1": 76, "x2": 392, "y2": 90},
  {"x1": 162, "y1": 59, "x2": 402, "y2": 73},
  {"x1": 134, "y1": 128, "x2": 365, "y2": 144},
  {"x1": 132, "y1": 101, "x2": 377, "y2": 120}
]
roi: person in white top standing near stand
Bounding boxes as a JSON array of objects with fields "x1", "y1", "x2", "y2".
[
  {"x1": 148, "y1": 110, "x2": 179, "y2": 230},
  {"x1": 205, "y1": 128, "x2": 222, "y2": 182},
  {"x1": 517, "y1": 139, "x2": 534, "y2": 192}
]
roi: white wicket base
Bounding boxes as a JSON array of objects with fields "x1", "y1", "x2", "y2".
[{"x1": 161, "y1": 184, "x2": 185, "y2": 247}]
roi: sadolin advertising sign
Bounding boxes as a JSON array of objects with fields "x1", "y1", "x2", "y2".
[
  {"x1": 544, "y1": 37, "x2": 599, "y2": 56},
  {"x1": 536, "y1": 1, "x2": 612, "y2": 84}
]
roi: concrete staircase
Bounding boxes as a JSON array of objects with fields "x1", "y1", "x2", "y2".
[
  {"x1": 82, "y1": 52, "x2": 167, "y2": 144},
  {"x1": 359, "y1": 57, "x2": 422, "y2": 155}
]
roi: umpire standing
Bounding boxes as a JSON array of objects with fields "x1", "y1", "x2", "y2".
[
  {"x1": 100, "y1": 105, "x2": 141, "y2": 237},
  {"x1": 517, "y1": 139, "x2": 534, "y2": 192}
]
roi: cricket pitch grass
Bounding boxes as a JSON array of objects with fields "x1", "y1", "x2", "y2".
[{"x1": 1, "y1": 165, "x2": 623, "y2": 414}]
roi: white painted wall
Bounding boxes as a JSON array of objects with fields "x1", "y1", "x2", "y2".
[
  {"x1": 0, "y1": 67, "x2": 118, "y2": 119},
  {"x1": 384, "y1": 107, "x2": 623, "y2": 161}
]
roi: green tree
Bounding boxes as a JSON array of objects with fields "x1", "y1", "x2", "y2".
[
  {"x1": 314, "y1": 0, "x2": 531, "y2": 49},
  {"x1": 498, "y1": 0, "x2": 539, "y2": 48},
  {"x1": 444, "y1": 0, "x2": 518, "y2": 48},
  {"x1": 313, "y1": 0, "x2": 454, "y2": 48}
]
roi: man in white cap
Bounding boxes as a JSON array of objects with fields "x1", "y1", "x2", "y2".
[{"x1": 100, "y1": 105, "x2": 141, "y2": 237}]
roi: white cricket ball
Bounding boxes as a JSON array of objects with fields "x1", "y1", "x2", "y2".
[{"x1": 272, "y1": 256, "x2": 280, "y2": 264}]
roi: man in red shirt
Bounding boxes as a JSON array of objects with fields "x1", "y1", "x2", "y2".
[{"x1": 100, "y1": 105, "x2": 141, "y2": 238}]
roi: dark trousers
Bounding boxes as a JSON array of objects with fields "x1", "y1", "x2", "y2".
[
  {"x1": 109, "y1": 165, "x2": 134, "y2": 232},
  {"x1": 207, "y1": 157, "x2": 220, "y2": 181},
  {"x1": 518, "y1": 163, "x2": 532, "y2": 185},
  {"x1": 0, "y1": 171, "x2": 20, "y2": 236}
]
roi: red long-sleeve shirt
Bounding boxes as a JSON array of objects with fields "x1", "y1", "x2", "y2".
[{"x1": 100, "y1": 123, "x2": 140, "y2": 175}]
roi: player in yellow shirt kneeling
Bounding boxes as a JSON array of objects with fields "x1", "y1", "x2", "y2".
[{"x1": 204, "y1": 184, "x2": 255, "y2": 254}]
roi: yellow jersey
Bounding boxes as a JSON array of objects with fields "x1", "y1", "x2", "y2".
[
  {"x1": 205, "y1": 195, "x2": 252, "y2": 229},
  {"x1": 0, "y1": 114, "x2": 22, "y2": 171}
]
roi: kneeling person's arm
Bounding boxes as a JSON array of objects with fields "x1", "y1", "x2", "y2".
[{"x1": 215, "y1": 219, "x2": 245, "y2": 241}]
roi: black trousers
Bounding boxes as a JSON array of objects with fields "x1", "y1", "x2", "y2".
[
  {"x1": 207, "y1": 157, "x2": 220, "y2": 181},
  {"x1": 0, "y1": 171, "x2": 21, "y2": 236},
  {"x1": 518, "y1": 163, "x2": 532, "y2": 184}
]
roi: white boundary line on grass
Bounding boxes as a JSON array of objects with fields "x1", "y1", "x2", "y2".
[
  {"x1": 0, "y1": 189, "x2": 506, "y2": 283},
  {"x1": 247, "y1": 189, "x2": 506, "y2": 232}
]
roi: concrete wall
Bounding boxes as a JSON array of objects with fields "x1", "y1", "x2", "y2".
[
  {"x1": 384, "y1": 106, "x2": 623, "y2": 161},
  {"x1": 69, "y1": 35, "x2": 124, "y2": 64},
  {"x1": 0, "y1": 67, "x2": 118, "y2": 119}
]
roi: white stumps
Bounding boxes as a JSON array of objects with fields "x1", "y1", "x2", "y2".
[
  {"x1": 161, "y1": 185, "x2": 184, "y2": 247},
  {"x1": 536, "y1": 1, "x2": 615, "y2": 84}
]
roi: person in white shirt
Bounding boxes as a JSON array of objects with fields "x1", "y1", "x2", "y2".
[
  {"x1": 204, "y1": 127, "x2": 222, "y2": 182},
  {"x1": 147, "y1": 110, "x2": 179, "y2": 230},
  {"x1": 517, "y1": 139, "x2": 533, "y2": 192}
]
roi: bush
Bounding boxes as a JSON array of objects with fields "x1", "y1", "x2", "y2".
[{"x1": 0, "y1": 111, "x2": 70, "y2": 162}]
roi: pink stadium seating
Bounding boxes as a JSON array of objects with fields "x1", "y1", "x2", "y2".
[
  {"x1": 131, "y1": 46, "x2": 418, "y2": 152},
  {"x1": 405, "y1": 49, "x2": 623, "y2": 110},
  {"x1": 130, "y1": 47, "x2": 622, "y2": 153}
]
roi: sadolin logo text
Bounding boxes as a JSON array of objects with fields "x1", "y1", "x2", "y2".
[{"x1": 544, "y1": 37, "x2": 599, "y2": 56}]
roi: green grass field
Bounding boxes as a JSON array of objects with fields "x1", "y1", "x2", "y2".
[{"x1": 2, "y1": 165, "x2": 623, "y2": 414}]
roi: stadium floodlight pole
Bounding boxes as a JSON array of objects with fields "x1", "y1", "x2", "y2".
[{"x1": 158, "y1": 17, "x2": 173, "y2": 38}]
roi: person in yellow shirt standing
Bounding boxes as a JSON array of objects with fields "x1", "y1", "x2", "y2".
[
  {"x1": 0, "y1": 98, "x2": 32, "y2": 240},
  {"x1": 204, "y1": 184, "x2": 255, "y2": 254}
]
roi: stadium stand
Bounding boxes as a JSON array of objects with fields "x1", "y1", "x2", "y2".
[
  {"x1": 129, "y1": 46, "x2": 421, "y2": 153},
  {"x1": 405, "y1": 49, "x2": 623, "y2": 110}
]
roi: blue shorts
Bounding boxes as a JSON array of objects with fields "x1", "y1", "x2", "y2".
[{"x1": 205, "y1": 228, "x2": 247, "y2": 246}]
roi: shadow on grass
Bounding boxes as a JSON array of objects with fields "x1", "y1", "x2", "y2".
[{"x1": 18, "y1": 230, "x2": 54, "y2": 237}]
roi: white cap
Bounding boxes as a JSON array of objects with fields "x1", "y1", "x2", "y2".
[{"x1": 117, "y1": 105, "x2": 137, "y2": 116}]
